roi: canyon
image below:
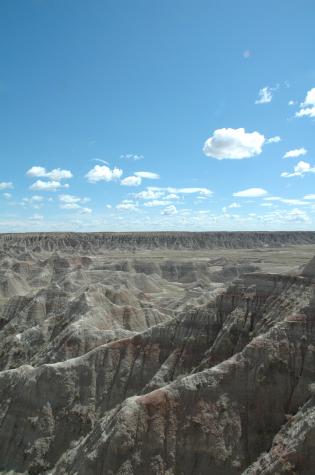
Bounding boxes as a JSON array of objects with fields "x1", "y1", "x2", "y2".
[{"x1": 0, "y1": 232, "x2": 315, "y2": 474}]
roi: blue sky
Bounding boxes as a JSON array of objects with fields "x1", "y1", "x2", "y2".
[{"x1": 1, "y1": 0, "x2": 315, "y2": 231}]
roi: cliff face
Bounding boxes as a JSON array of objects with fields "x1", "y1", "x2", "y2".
[{"x1": 0, "y1": 235, "x2": 315, "y2": 474}]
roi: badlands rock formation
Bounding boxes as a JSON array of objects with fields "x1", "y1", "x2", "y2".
[{"x1": 0, "y1": 232, "x2": 315, "y2": 474}]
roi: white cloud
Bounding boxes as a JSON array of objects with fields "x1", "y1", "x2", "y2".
[
  {"x1": 281, "y1": 161, "x2": 315, "y2": 178},
  {"x1": 61, "y1": 203, "x2": 81, "y2": 210},
  {"x1": 228, "y1": 202, "x2": 241, "y2": 208},
  {"x1": 165, "y1": 193, "x2": 179, "y2": 200},
  {"x1": 286, "y1": 208, "x2": 310, "y2": 223},
  {"x1": 203, "y1": 128, "x2": 265, "y2": 160},
  {"x1": 136, "y1": 187, "x2": 212, "y2": 199},
  {"x1": 27, "y1": 166, "x2": 73, "y2": 180},
  {"x1": 150, "y1": 186, "x2": 212, "y2": 196},
  {"x1": 29, "y1": 214, "x2": 44, "y2": 221},
  {"x1": 255, "y1": 86, "x2": 273, "y2": 104},
  {"x1": 120, "y1": 153, "x2": 144, "y2": 161},
  {"x1": 30, "y1": 180, "x2": 69, "y2": 191},
  {"x1": 3, "y1": 192, "x2": 12, "y2": 199},
  {"x1": 233, "y1": 187, "x2": 268, "y2": 198},
  {"x1": 176, "y1": 187, "x2": 212, "y2": 195},
  {"x1": 162, "y1": 205, "x2": 178, "y2": 215},
  {"x1": 0, "y1": 182, "x2": 13, "y2": 190},
  {"x1": 134, "y1": 171, "x2": 160, "y2": 179},
  {"x1": 266, "y1": 136, "x2": 281, "y2": 144},
  {"x1": 59, "y1": 194, "x2": 91, "y2": 212},
  {"x1": 304, "y1": 194, "x2": 315, "y2": 200},
  {"x1": 283, "y1": 148, "x2": 307, "y2": 159},
  {"x1": 121, "y1": 175, "x2": 142, "y2": 186},
  {"x1": 296, "y1": 87, "x2": 315, "y2": 118},
  {"x1": 135, "y1": 189, "x2": 164, "y2": 200},
  {"x1": 144, "y1": 200, "x2": 171, "y2": 207},
  {"x1": 85, "y1": 165, "x2": 123, "y2": 183},
  {"x1": 80, "y1": 207, "x2": 92, "y2": 214},
  {"x1": 288, "y1": 100, "x2": 296, "y2": 106},
  {"x1": 116, "y1": 200, "x2": 138, "y2": 210},
  {"x1": 264, "y1": 196, "x2": 310, "y2": 206},
  {"x1": 21, "y1": 195, "x2": 44, "y2": 208},
  {"x1": 59, "y1": 194, "x2": 90, "y2": 204}
]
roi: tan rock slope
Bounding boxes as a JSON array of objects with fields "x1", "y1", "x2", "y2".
[{"x1": 0, "y1": 232, "x2": 315, "y2": 474}]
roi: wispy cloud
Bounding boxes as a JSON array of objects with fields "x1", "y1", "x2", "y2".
[
  {"x1": 233, "y1": 188, "x2": 268, "y2": 198},
  {"x1": 283, "y1": 148, "x2": 307, "y2": 159},
  {"x1": 255, "y1": 86, "x2": 274, "y2": 104},
  {"x1": 134, "y1": 171, "x2": 160, "y2": 179},
  {"x1": 120, "y1": 153, "x2": 144, "y2": 161}
]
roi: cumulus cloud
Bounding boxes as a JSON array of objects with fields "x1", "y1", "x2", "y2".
[
  {"x1": 233, "y1": 187, "x2": 268, "y2": 198},
  {"x1": 121, "y1": 175, "x2": 142, "y2": 186},
  {"x1": 135, "y1": 187, "x2": 212, "y2": 204},
  {"x1": 266, "y1": 136, "x2": 281, "y2": 144},
  {"x1": 203, "y1": 128, "x2": 265, "y2": 160},
  {"x1": 0, "y1": 182, "x2": 13, "y2": 190},
  {"x1": 116, "y1": 200, "x2": 138, "y2": 210},
  {"x1": 85, "y1": 165, "x2": 123, "y2": 183},
  {"x1": 30, "y1": 180, "x2": 69, "y2": 191},
  {"x1": 255, "y1": 86, "x2": 273, "y2": 104},
  {"x1": 283, "y1": 148, "x2": 307, "y2": 159},
  {"x1": 162, "y1": 205, "x2": 178, "y2": 216},
  {"x1": 281, "y1": 161, "x2": 315, "y2": 178},
  {"x1": 296, "y1": 87, "x2": 315, "y2": 118},
  {"x1": 135, "y1": 189, "x2": 164, "y2": 200},
  {"x1": 134, "y1": 171, "x2": 160, "y2": 179},
  {"x1": 59, "y1": 194, "x2": 90, "y2": 211},
  {"x1": 27, "y1": 166, "x2": 73, "y2": 180},
  {"x1": 59, "y1": 194, "x2": 90, "y2": 204}
]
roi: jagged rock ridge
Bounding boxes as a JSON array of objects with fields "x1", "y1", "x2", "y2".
[{"x1": 2, "y1": 231, "x2": 315, "y2": 252}]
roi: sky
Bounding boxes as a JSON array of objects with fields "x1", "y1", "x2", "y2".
[{"x1": 0, "y1": 0, "x2": 315, "y2": 232}]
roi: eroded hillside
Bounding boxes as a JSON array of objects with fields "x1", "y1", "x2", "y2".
[{"x1": 1, "y1": 233, "x2": 315, "y2": 474}]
